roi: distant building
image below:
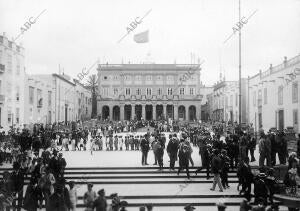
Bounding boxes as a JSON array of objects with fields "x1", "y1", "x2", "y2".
[
  {"x1": 200, "y1": 85, "x2": 213, "y2": 121},
  {"x1": 0, "y1": 33, "x2": 26, "y2": 130},
  {"x1": 24, "y1": 75, "x2": 54, "y2": 125},
  {"x1": 32, "y1": 74, "x2": 92, "y2": 123},
  {"x1": 212, "y1": 79, "x2": 247, "y2": 123},
  {"x1": 97, "y1": 63, "x2": 203, "y2": 121},
  {"x1": 74, "y1": 79, "x2": 92, "y2": 121},
  {"x1": 248, "y1": 55, "x2": 300, "y2": 133}
]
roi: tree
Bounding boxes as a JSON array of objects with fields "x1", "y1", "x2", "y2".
[{"x1": 86, "y1": 74, "x2": 98, "y2": 119}]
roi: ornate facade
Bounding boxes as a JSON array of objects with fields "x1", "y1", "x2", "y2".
[{"x1": 97, "y1": 64, "x2": 203, "y2": 121}]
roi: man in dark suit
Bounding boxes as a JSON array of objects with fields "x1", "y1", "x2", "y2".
[{"x1": 140, "y1": 135, "x2": 150, "y2": 165}]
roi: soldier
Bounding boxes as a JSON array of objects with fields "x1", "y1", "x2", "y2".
[
  {"x1": 114, "y1": 135, "x2": 118, "y2": 151},
  {"x1": 140, "y1": 134, "x2": 150, "y2": 165},
  {"x1": 124, "y1": 136, "x2": 129, "y2": 150},
  {"x1": 258, "y1": 131, "x2": 271, "y2": 167}
]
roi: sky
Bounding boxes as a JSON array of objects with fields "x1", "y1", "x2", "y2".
[{"x1": 1, "y1": 0, "x2": 300, "y2": 86}]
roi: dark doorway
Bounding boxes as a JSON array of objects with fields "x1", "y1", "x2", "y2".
[
  {"x1": 135, "y1": 105, "x2": 142, "y2": 120},
  {"x1": 113, "y1": 106, "x2": 120, "y2": 121},
  {"x1": 156, "y1": 105, "x2": 163, "y2": 120},
  {"x1": 278, "y1": 110, "x2": 284, "y2": 131},
  {"x1": 102, "y1": 106, "x2": 110, "y2": 120},
  {"x1": 146, "y1": 105, "x2": 153, "y2": 120},
  {"x1": 65, "y1": 105, "x2": 68, "y2": 122},
  {"x1": 124, "y1": 105, "x2": 131, "y2": 121},
  {"x1": 189, "y1": 106, "x2": 196, "y2": 121},
  {"x1": 178, "y1": 106, "x2": 186, "y2": 120},
  {"x1": 166, "y1": 105, "x2": 174, "y2": 119}
]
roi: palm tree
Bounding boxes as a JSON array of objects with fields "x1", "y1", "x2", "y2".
[{"x1": 86, "y1": 74, "x2": 98, "y2": 118}]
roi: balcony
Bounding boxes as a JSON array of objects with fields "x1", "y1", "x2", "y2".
[{"x1": 0, "y1": 94, "x2": 4, "y2": 103}]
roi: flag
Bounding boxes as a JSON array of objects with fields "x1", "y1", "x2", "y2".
[{"x1": 134, "y1": 30, "x2": 149, "y2": 43}]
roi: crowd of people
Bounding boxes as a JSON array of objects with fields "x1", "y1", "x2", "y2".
[{"x1": 0, "y1": 119, "x2": 299, "y2": 211}]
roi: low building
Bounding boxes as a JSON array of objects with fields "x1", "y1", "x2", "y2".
[
  {"x1": 248, "y1": 55, "x2": 300, "y2": 133},
  {"x1": 0, "y1": 33, "x2": 26, "y2": 130},
  {"x1": 74, "y1": 79, "x2": 92, "y2": 121},
  {"x1": 200, "y1": 85, "x2": 213, "y2": 121},
  {"x1": 212, "y1": 79, "x2": 247, "y2": 124},
  {"x1": 24, "y1": 75, "x2": 54, "y2": 125}
]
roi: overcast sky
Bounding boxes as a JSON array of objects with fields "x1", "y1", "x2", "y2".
[{"x1": 1, "y1": 0, "x2": 300, "y2": 86}]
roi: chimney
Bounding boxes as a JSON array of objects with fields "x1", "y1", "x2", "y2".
[{"x1": 283, "y1": 56, "x2": 287, "y2": 67}]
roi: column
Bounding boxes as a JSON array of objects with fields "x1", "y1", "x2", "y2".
[
  {"x1": 152, "y1": 104, "x2": 156, "y2": 120},
  {"x1": 163, "y1": 104, "x2": 167, "y2": 119},
  {"x1": 120, "y1": 104, "x2": 124, "y2": 121},
  {"x1": 109, "y1": 106, "x2": 113, "y2": 121},
  {"x1": 185, "y1": 106, "x2": 189, "y2": 121},
  {"x1": 142, "y1": 104, "x2": 146, "y2": 120},
  {"x1": 196, "y1": 104, "x2": 201, "y2": 121},
  {"x1": 174, "y1": 104, "x2": 178, "y2": 120},
  {"x1": 131, "y1": 105, "x2": 135, "y2": 120}
]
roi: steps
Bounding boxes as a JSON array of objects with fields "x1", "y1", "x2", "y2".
[{"x1": 0, "y1": 166, "x2": 247, "y2": 210}]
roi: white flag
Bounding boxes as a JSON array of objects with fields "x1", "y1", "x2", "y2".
[{"x1": 134, "y1": 30, "x2": 149, "y2": 43}]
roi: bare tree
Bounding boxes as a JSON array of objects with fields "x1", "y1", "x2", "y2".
[{"x1": 86, "y1": 74, "x2": 98, "y2": 118}]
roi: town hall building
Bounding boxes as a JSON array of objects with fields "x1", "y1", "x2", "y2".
[{"x1": 97, "y1": 63, "x2": 203, "y2": 121}]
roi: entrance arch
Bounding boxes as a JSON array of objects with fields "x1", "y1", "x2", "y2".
[
  {"x1": 145, "y1": 105, "x2": 153, "y2": 120},
  {"x1": 189, "y1": 105, "x2": 196, "y2": 121},
  {"x1": 102, "y1": 106, "x2": 110, "y2": 120},
  {"x1": 166, "y1": 105, "x2": 174, "y2": 119},
  {"x1": 124, "y1": 105, "x2": 132, "y2": 121},
  {"x1": 112, "y1": 106, "x2": 120, "y2": 121},
  {"x1": 135, "y1": 105, "x2": 142, "y2": 120},
  {"x1": 178, "y1": 106, "x2": 186, "y2": 120},
  {"x1": 156, "y1": 105, "x2": 163, "y2": 120}
]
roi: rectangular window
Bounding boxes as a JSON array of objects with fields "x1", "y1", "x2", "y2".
[
  {"x1": 16, "y1": 108, "x2": 20, "y2": 124},
  {"x1": 157, "y1": 88, "x2": 162, "y2": 95},
  {"x1": 125, "y1": 88, "x2": 130, "y2": 95},
  {"x1": 29, "y1": 86, "x2": 34, "y2": 104},
  {"x1": 146, "y1": 88, "x2": 152, "y2": 95},
  {"x1": 7, "y1": 107, "x2": 12, "y2": 123},
  {"x1": 113, "y1": 88, "x2": 118, "y2": 96},
  {"x1": 292, "y1": 82, "x2": 298, "y2": 103},
  {"x1": 167, "y1": 88, "x2": 173, "y2": 95},
  {"x1": 37, "y1": 89, "x2": 42, "y2": 107},
  {"x1": 190, "y1": 88, "x2": 195, "y2": 95},
  {"x1": 136, "y1": 88, "x2": 141, "y2": 95},
  {"x1": 258, "y1": 89, "x2": 262, "y2": 106},
  {"x1": 293, "y1": 109, "x2": 298, "y2": 125},
  {"x1": 7, "y1": 54, "x2": 12, "y2": 72},
  {"x1": 278, "y1": 86, "x2": 283, "y2": 105},
  {"x1": 146, "y1": 75, "x2": 152, "y2": 81},
  {"x1": 264, "y1": 88, "x2": 268, "y2": 104},
  {"x1": 253, "y1": 91, "x2": 256, "y2": 106},
  {"x1": 16, "y1": 86, "x2": 20, "y2": 102},
  {"x1": 179, "y1": 88, "x2": 184, "y2": 95},
  {"x1": 48, "y1": 91, "x2": 52, "y2": 106}
]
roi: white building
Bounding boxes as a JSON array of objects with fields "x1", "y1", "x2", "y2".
[
  {"x1": 24, "y1": 75, "x2": 54, "y2": 125},
  {"x1": 248, "y1": 55, "x2": 300, "y2": 133},
  {"x1": 212, "y1": 79, "x2": 247, "y2": 124},
  {"x1": 34, "y1": 74, "x2": 92, "y2": 123},
  {"x1": 74, "y1": 79, "x2": 92, "y2": 121},
  {"x1": 0, "y1": 33, "x2": 26, "y2": 130}
]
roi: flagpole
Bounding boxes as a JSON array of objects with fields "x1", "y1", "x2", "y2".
[{"x1": 238, "y1": 0, "x2": 242, "y2": 125}]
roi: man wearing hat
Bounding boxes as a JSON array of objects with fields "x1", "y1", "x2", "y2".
[
  {"x1": 216, "y1": 202, "x2": 227, "y2": 211},
  {"x1": 92, "y1": 189, "x2": 107, "y2": 211},
  {"x1": 184, "y1": 204, "x2": 195, "y2": 211},
  {"x1": 83, "y1": 183, "x2": 96, "y2": 211}
]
